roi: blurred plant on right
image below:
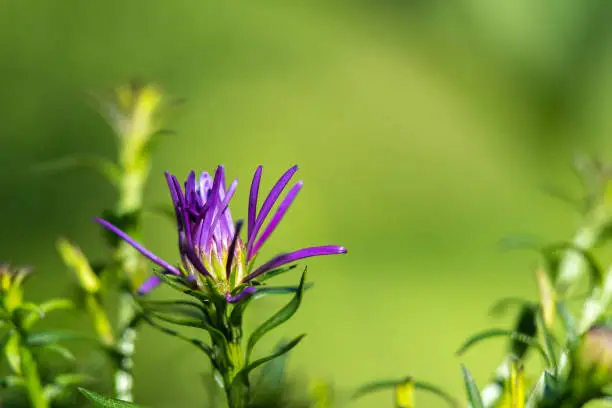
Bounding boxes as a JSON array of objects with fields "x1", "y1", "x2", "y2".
[{"x1": 351, "y1": 153, "x2": 612, "y2": 407}]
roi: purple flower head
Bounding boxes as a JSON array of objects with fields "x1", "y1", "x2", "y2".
[{"x1": 96, "y1": 165, "x2": 346, "y2": 302}]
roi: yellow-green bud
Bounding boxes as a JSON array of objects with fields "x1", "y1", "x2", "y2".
[{"x1": 569, "y1": 325, "x2": 612, "y2": 396}]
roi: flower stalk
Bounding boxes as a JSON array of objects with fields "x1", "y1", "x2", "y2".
[{"x1": 97, "y1": 163, "x2": 346, "y2": 407}]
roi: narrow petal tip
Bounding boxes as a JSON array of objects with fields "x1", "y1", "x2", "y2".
[
  {"x1": 225, "y1": 286, "x2": 257, "y2": 303},
  {"x1": 136, "y1": 275, "x2": 163, "y2": 295}
]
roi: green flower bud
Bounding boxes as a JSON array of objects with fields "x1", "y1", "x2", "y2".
[
  {"x1": 568, "y1": 324, "x2": 612, "y2": 400},
  {"x1": 0, "y1": 264, "x2": 33, "y2": 312}
]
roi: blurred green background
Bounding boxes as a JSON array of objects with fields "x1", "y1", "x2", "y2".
[{"x1": 3, "y1": 1, "x2": 612, "y2": 406}]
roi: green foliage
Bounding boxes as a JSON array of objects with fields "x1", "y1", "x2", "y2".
[{"x1": 79, "y1": 388, "x2": 144, "y2": 408}]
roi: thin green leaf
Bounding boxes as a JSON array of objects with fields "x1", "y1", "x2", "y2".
[
  {"x1": 536, "y1": 311, "x2": 558, "y2": 373},
  {"x1": 353, "y1": 379, "x2": 399, "y2": 399},
  {"x1": 141, "y1": 315, "x2": 217, "y2": 369},
  {"x1": 79, "y1": 388, "x2": 144, "y2": 408},
  {"x1": 26, "y1": 330, "x2": 99, "y2": 347},
  {"x1": 146, "y1": 310, "x2": 227, "y2": 356},
  {"x1": 237, "y1": 334, "x2": 305, "y2": 382},
  {"x1": 556, "y1": 301, "x2": 577, "y2": 345},
  {"x1": 352, "y1": 378, "x2": 456, "y2": 406},
  {"x1": 139, "y1": 299, "x2": 210, "y2": 324},
  {"x1": 246, "y1": 270, "x2": 306, "y2": 363},
  {"x1": 254, "y1": 265, "x2": 298, "y2": 283},
  {"x1": 55, "y1": 373, "x2": 94, "y2": 386},
  {"x1": 33, "y1": 156, "x2": 121, "y2": 186},
  {"x1": 461, "y1": 365, "x2": 484, "y2": 408},
  {"x1": 151, "y1": 269, "x2": 210, "y2": 303},
  {"x1": 229, "y1": 278, "x2": 313, "y2": 330},
  {"x1": 40, "y1": 344, "x2": 76, "y2": 362},
  {"x1": 456, "y1": 329, "x2": 550, "y2": 366},
  {"x1": 255, "y1": 339, "x2": 293, "y2": 392}
]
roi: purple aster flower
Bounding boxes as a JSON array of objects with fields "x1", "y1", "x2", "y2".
[{"x1": 96, "y1": 165, "x2": 346, "y2": 302}]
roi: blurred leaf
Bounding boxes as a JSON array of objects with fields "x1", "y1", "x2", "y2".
[
  {"x1": 510, "y1": 305, "x2": 538, "y2": 360},
  {"x1": 537, "y1": 312, "x2": 558, "y2": 374},
  {"x1": 57, "y1": 239, "x2": 101, "y2": 294},
  {"x1": 246, "y1": 270, "x2": 306, "y2": 363},
  {"x1": 41, "y1": 344, "x2": 76, "y2": 362},
  {"x1": 353, "y1": 378, "x2": 456, "y2": 406},
  {"x1": 22, "y1": 298, "x2": 74, "y2": 329},
  {"x1": 457, "y1": 328, "x2": 549, "y2": 366},
  {"x1": 536, "y1": 268, "x2": 556, "y2": 330},
  {"x1": 255, "y1": 339, "x2": 292, "y2": 392},
  {"x1": 33, "y1": 156, "x2": 121, "y2": 187},
  {"x1": 461, "y1": 365, "x2": 484, "y2": 408},
  {"x1": 55, "y1": 373, "x2": 94, "y2": 387},
  {"x1": 26, "y1": 331, "x2": 98, "y2": 347},
  {"x1": 45, "y1": 374, "x2": 94, "y2": 402},
  {"x1": 0, "y1": 375, "x2": 25, "y2": 388},
  {"x1": 556, "y1": 301, "x2": 577, "y2": 345},
  {"x1": 489, "y1": 297, "x2": 532, "y2": 318},
  {"x1": 5, "y1": 334, "x2": 21, "y2": 375},
  {"x1": 538, "y1": 183, "x2": 584, "y2": 213},
  {"x1": 79, "y1": 388, "x2": 144, "y2": 408},
  {"x1": 545, "y1": 243, "x2": 604, "y2": 291}
]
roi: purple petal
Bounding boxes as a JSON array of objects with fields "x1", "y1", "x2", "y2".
[
  {"x1": 226, "y1": 220, "x2": 244, "y2": 280},
  {"x1": 95, "y1": 218, "x2": 181, "y2": 276},
  {"x1": 250, "y1": 181, "x2": 303, "y2": 258},
  {"x1": 196, "y1": 172, "x2": 213, "y2": 207},
  {"x1": 248, "y1": 166, "x2": 263, "y2": 240},
  {"x1": 225, "y1": 286, "x2": 257, "y2": 303},
  {"x1": 185, "y1": 171, "x2": 197, "y2": 208},
  {"x1": 243, "y1": 245, "x2": 347, "y2": 282},
  {"x1": 217, "y1": 184, "x2": 235, "y2": 239},
  {"x1": 164, "y1": 172, "x2": 180, "y2": 208},
  {"x1": 167, "y1": 173, "x2": 193, "y2": 248},
  {"x1": 205, "y1": 178, "x2": 237, "y2": 250},
  {"x1": 199, "y1": 166, "x2": 224, "y2": 247},
  {"x1": 137, "y1": 275, "x2": 162, "y2": 295},
  {"x1": 247, "y1": 165, "x2": 298, "y2": 260}
]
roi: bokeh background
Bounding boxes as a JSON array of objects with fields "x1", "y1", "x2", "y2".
[{"x1": 3, "y1": 1, "x2": 612, "y2": 406}]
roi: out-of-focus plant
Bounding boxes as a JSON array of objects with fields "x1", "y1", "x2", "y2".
[
  {"x1": 42, "y1": 81, "x2": 179, "y2": 403},
  {"x1": 451, "y1": 154, "x2": 612, "y2": 408},
  {"x1": 0, "y1": 265, "x2": 89, "y2": 408}
]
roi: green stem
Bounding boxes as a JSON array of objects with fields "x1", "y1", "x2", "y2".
[
  {"x1": 112, "y1": 140, "x2": 149, "y2": 402},
  {"x1": 21, "y1": 343, "x2": 48, "y2": 408}
]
